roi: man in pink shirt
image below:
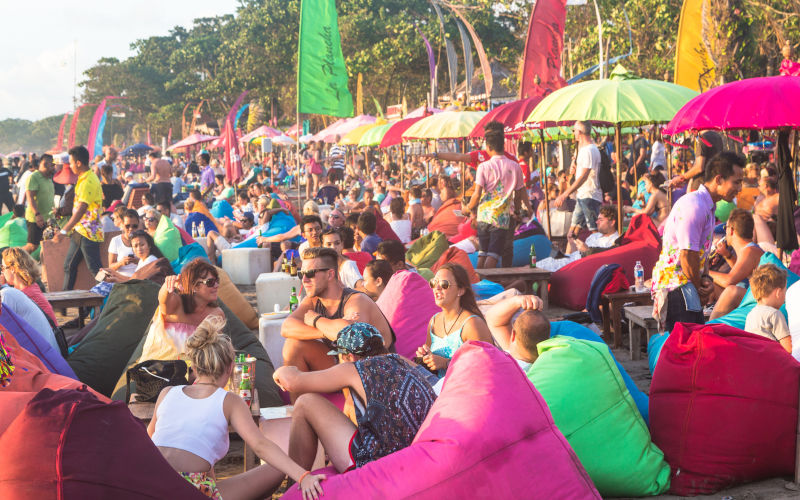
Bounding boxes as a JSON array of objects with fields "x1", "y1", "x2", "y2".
[{"x1": 463, "y1": 121, "x2": 528, "y2": 269}]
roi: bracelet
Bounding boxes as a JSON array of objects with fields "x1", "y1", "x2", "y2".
[
  {"x1": 312, "y1": 314, "x2": 323, "y2": 328},
  {"x1": 298, "y1": 470, "x2": 311, "y2": 484}
]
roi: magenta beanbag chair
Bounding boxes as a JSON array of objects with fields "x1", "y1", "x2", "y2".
[
  {"x1": 550, "y1": 214, "x2": 661, "y2": 310},
  {"x1": 650, "y1": 322, "x2": 800, "y2": 496},
  {"x1": 282, "y1": 342, "x2": 600, "y2": 499},
  {"x1": 376, "y1": 270, "x2": 439, "y2": 359},
  {"x1": 0, "y1": 387, "x2": 205, "y2": 499}
]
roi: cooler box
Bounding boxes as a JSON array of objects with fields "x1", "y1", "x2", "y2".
[
  {"x1": 255, "y1": 272, "x2": 302, "y2": 314},
  {"x1": 222, "y1": 248, "x2": 272, "y2": 285}
]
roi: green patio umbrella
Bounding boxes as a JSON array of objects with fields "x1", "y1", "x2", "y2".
[{"x1": 358, "y1": 123, "x2": 393, "y2": 147}]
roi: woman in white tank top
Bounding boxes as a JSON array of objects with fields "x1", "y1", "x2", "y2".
[{"x1": 148, "y1": 315, "x2": 325, "y2": 499}]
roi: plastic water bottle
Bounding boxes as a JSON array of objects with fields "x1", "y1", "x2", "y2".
[{"x1": 634, "y1": 261, "x2": 645, "y2": 292}]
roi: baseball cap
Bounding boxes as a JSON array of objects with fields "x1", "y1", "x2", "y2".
[{"x1": 326, "y1": 322, "x2": 384, "y2": 357}]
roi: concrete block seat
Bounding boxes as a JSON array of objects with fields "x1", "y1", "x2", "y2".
[
  {"x1": 221, "y1": 247, "x2": 271, "y2": 285},
  {"x1": 255, "y1": 272, "x2": 301, "y2": 315}
]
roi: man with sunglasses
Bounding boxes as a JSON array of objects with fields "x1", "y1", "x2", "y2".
[
  {"x1": 281, "y1": 247, "x2": 395, "y2": 390},
  {"x1": 327, "y1": 208, "x2": 345, "y2": 229}
]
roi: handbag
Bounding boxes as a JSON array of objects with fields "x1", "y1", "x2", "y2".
[{"x1": 125, "y1": 360, "x2": 188, "y2": 404}]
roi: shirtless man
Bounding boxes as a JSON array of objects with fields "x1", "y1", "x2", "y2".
[
  {"x1": 281, "y1": 247, "x2": 394, "y2": 394},
  {"x1": 754, "y1": 175, "x2": 779, "y2": 225},
  {"x1": 145, "y1": 151, "x2": 174, "y2": 208}
]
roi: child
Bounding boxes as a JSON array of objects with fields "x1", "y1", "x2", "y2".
[{"x1": 744, "y1": 264, "x2": 792, "y2": 353}]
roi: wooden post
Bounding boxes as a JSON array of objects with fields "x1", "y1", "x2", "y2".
[
  {"x1": 539, "y1": 130, "x2": 551, "y2": 240},
  {"x1": 615, "y1": 124, "x2": 624, "y2": 232}
]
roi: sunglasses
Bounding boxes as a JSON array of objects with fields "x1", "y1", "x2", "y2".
[
  {"x1": 428, "y1": 279, "x2": 451, "y2": 290},
  {"x1": 297, "y1": 268, "x2": 331, "y2": 279},
  {"x1": 124, "y1": 224, "x2": 138, "y2": 229},
  {"x1": 195, "y1": 278, "x2": 219, "y2": 288},
  {"x1": 143, "y1": 217, "x2": 157, "y2": 222}
]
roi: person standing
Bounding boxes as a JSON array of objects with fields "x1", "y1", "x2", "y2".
[
  {"x1": 198, "y1": 152, "x2": 215, "y2": 199},
  {"x1": 23, "y1": 154, "x2": 55, "y2": 253},
  {"x1": 327, "y1": 137, "x2": 346, "y2": 184},
  {"x1": 145, "y1": 151, "x2": 174, "y2": 207},
  {"x1": 0, "y1": 158, "x2": 14, "y2": 214},
  {"x1": 553, "y1": 121, "x2": 603, "y2": 237},
  {"x1": 668, "y1": 130, "x2": 724, "y2": 188},
  {"x1": 651, "y1": 152, "x2": 744, "y2": 331},
  {"x1": 53, "y1": 145, "x2": 105, "y2": 291}
]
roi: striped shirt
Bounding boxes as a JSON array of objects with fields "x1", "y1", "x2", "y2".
[{"x1": 328, "y1": 144, "x2": 345, "y2": 170}]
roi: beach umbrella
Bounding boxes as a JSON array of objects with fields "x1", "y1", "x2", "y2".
[
  {"x1": 403, "y1": 111, "x2": 487, "y2": 140},
  {"x1": 6, "y1": 151, "x2": 24, "y2": 158},
  {"x1": 406, "y1": 105, "x2": 443, "y2": 118},
  {"x1": 240, "y1": 125, "x2": 282, "y2": 144},
  {"x1": 121, "y1": 143, "x2": 153, "y2": 157},
  {"x1": 339, "y1": 120, "x2": 387, "y2": 146},
  {"x1": 271, "y1": 135, "x2": 297, "y2": 146},
  {"x1": 299, "y1": 134, "x2": 313, "y2": 144},
  {"x1": 358, "y1": 123, "x2": 393, "y2": 147},
  {"x1": 167, "y1": 133, "x2": 217, "y2": 151},
  {"x1": 312, "y1": 115, "x2": 376, "y2": 143},
  {"x1": 469, "y1": 96, "x2": 544, "y2": 138},
  {"x1": 379, "y1": 117, "x2": 426, "y2": 148}
]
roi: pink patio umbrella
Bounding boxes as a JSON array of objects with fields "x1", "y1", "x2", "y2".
[
  {"x1": 468, "y1": 96, "x2": 544, "y2": 138},
  {"x1": 167, "y1": 133, "x2": 217, "y2": 151},
  {"x1": 406, "y1": 106, "x2": 443, "y2": 118},
  {"x1": 312, "y1": 115, "x2": 376, "y2": 143},
  {"x1": 209, "y1": 129, "x2": 242, "y2": 149},
  {"x1": 239, "y1": 125, "x2": 282, "y2": 143},
  {"x1": 304, "y1": 118, "x2": 345, "y2": 142},
  {"x1": 6, "y1": 151, "x2": 25, "y2": 158}
]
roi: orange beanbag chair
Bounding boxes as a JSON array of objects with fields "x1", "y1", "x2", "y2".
[{"x1": 427, "y1": 198, "x2": 466, "y2": 240}]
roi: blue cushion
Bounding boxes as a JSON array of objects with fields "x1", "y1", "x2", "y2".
[
  {"x1": 1, "y1": 306, "x2": 77, "y2": 379},
  {"x1": 170, "y1": 242, "x2": 210, "y2": 274},
  {"x1": 233, "y1": 211, "x2": 300, "y2": 249},
  {"x1": 471, "y1": 279, "x2": 505, "y2": 301},
  {"x1": 466, "y1": 234, "x2": 552, "y2": 268},
  {"x1": 648, "y1": 332, "x2": 669, "y2": 375},
  {"x1": 210, "y1": 200, "x2": 234, "y2": 220}
]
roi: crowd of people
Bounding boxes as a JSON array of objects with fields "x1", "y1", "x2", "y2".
[{"x1": 2, "y1": 114, "x2": 799, "y2": 499}]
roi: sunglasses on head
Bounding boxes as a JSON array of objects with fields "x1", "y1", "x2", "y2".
[
  {"x1": 195, "y1": 277, "x2": 219, "y2": 288},
  {"x1": 297, "y1": 268, "x2": 330, "y2": 279},
  {"x1": 428, "y1": 279, "x2": 451, "y2": 290}
]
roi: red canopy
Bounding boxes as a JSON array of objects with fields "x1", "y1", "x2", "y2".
[
  {"x1": 468, "y1": 96, "x2": 544, "y2": 138},
  {"x1": 379, "y1": 116, "x2": 426, "y2": 148}
]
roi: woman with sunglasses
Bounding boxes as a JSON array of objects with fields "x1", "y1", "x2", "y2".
[
  {"x1": 142, "y1": 208, "x2": 161, "y2": 237},
  {"x1": 415, "y1": 263, "x2": 493, "y2": 376},
  {"x1": 107, "y1": 209, "x2": 141, "y2": 277}
]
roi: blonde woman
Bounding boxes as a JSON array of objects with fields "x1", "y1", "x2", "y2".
[
  {"x1": 1, "y1": 247, "x2": 56, "y2": 324},
  {"x1": 148, "y1": 315, "x2": 325, "y2": 500}
]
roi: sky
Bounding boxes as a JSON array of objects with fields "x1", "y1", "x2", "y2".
[{"x1": 0, "y1": 0, "x2": 240, "y2": 122}]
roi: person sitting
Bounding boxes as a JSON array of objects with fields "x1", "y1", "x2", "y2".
[
  {"x1": 280, "y1": 247, "x2": 395, "y2": 387},
  {"x1": 107, "y1": 209, "x2": 141, "y2": 277},
  {"x1": 375, "y1": 239, "x2": 413, "y2": 273},
  {"x1": 754, "y1": 174, "x2": 779, "y2": 235},
  {"x1": 623, "y1": 172, "x2": 669, "y2": 229},
  {"x1": 356, "y1": 211, "x2": 382, "y2": 255},
  {"x1": 327, "y1": 208, "x2": 345, "y2": 229},
  {"x1": 485, "y1": 294, "x2": 549, "y2": 371},
  {"x1": 362, "y1": 259, "x2": 394, "y2": 300},
  {"x1": 157, "y1": 201, "x2": 183, "y2": 229},
  {"x1": 137, "y1": 192, "x2": 156, "y2": 217},
  {"x1": 148, "y1": 315, "x2": 325, "y2": 500},
  {"x1": 100, "y1": 230, "x2": 164, "y2": 284},
  {"x1": 415, "y1": 263, "x2": 493, "y2": 376},
  {"x1": 142, "y1": 208, "x2": 161, "y2": 237},
  {"x1": 205, "y1": 214, "x2": 257, "y2": 262},
  {"x1": 386, "y1": 197, "x2": 411, "y2": 244},
  {"x1": 321, "y1": 227, "x2": 364, "y2": 290},
  {"x1": 536, "y1": 205, "x2": 620, "y2": 272},
  {"x1": 0, "y1": 256, "x2": 57, "y2": 352},
  {"x1": 407, "y1": 187, "x2": 426, "y2": 239},
  {"x1": 744, "y1": 264, "x2": 791, "y2": 353},
  {"x1": 1, "y1": 247, "x2": 56, "y2": 324},
  {"x1": 708, "y1": 209, "x2": 764, "y2": 319},
  {"x1": 274, "y1": 322, "x2": 435, "y2": 473},
  {"x1": 100, "y1": 163, "x2": 124, "y2": 210},
  {"x1": 297, "y1": 215, "x2": 323, "y2": 255},
  {"x1": 340, "y1": 226, "x2": 371, "y2": 274}
]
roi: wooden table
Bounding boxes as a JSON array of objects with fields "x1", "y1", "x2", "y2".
[
  {"x1": 475, "y1": 266, "x2": 552, "y2": 308},
  {"x1": 600, "y1": 290, "x2": 653, "y2": 348},
  {"x1": 623, "y1": 305, "x2": 660, "y2": 361},
  {"x1": 44, "y1": 290, "x2": 105, "y2": 327}
]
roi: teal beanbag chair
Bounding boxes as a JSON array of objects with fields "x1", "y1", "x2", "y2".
[
  {"x1": 510, "y1": 234, "x2": 552, "y2": 267},
  {"x1": 171, "y1": 242, "x2": 209, "y2": 273},
  {"x1": 709, "y1": 252, "x2": 799, "y2": 329},
  {"x1": 471, "y1": 279, "x2": 504, "y2": 300},
  {"x1": 211, "y1": 199, "x2": 234, "y2": 220},
  {"x1": 233, "y1": 210, "x2": 299, "y2": 249},
  {"x1": 648, "y1": 332, "x2": 669, "y2": 374},
  {"x1": 528, "y1": 337, "x2": 671, "y2": 496}
]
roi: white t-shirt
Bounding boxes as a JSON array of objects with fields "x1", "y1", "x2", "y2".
[
  {"x1": 575, "y1": 144, "x2": 602, "y2": 202},
  {"x1": 650, "y1": 141, "x2": 666, "y2": 168},
  {"x1": 16, "y1": 170, "x2": 33, "y2": 204},
  {"x1": 339, "y1": 259, "x2": 363, "y2": 288},
  {"x1": 135, "y1": 254, "x2": 159, "y2": 271},
  {"x1": 584, "y1": 231, "x2": 619, "y2": 249},
  {"x1": 1, "y1": 286, "x2": 57, "y2": 351},
  {"x1": 389, "y1": 219, "x2": 412, "y2": 244},
  {"x1": 109, "y1": 235, "x2": 138, "y2": 276}
]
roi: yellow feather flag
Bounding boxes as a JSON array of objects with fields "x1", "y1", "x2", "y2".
[
  {"x1": 357, "y1": 73, "x2": 364, "y2": 116},
  {"x1": 674, "y1": 0, "x2": 716, "y2": 92}
]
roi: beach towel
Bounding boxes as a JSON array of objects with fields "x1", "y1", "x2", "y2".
[
  {"x1": 426, "y1": 198, "x2": 465, "y2": 240},
  {"x1": 650, "y1": 322, "x2": 800, "y2": 496},
  {"x1": 431, "y1": 247, "x2": 479, "y2": 284},
  {"x1": 406, "y1": 230, "x2": 448, "y2": 270},
  {"x1": 281, "y1": 342, "x2": 600, "y2": 499},
  {"x1": 154, "y1": 215, "x2": 182, "y2": 262},
  {"x1": 376, "y1": 270, "x2": 438, "y2": 358},
  {"x1": 0, "y1": 306, "x2": 76, "y2": 380},
  {"x1": 528, "y1": 337, "x2": 670, "y2": 496},
  {"x1": 67, "y1": 280, "x2": 162, "y2": 397},
  {"x1": 0, "y1": 388, "x2": 205, "y2": 499},
  {"x1": 0, "y1": 217, "x2": 28, "y2": 248}
]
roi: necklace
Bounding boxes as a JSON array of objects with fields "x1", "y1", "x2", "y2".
[
  {"x1": 442, "y1": 308, "x2": 463, "y2": 337},
  {"x1": 193, "y1": 381, "x2": 218, "y2": 387}
]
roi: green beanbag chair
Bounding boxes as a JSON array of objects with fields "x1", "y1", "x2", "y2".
[
  {"x1": 715, "y1": 200, "x2": 736, "y2": 222},
  {"x1": 0, "y1": 217, "x2": 29, "y2": 248},
  {"x1": 406, "y1": 230, "x2": 448, "y2": 270},
  {"x1": 154, "y1": 215, "x2": 182, "y2": 262},
  {"x1": 527, "y1": 336, "x2": 671, "y2": 496}
]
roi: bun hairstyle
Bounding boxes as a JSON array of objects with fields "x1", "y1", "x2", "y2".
[{"x1": 185, "y1": 315, "x2": 234, "y2": 379}]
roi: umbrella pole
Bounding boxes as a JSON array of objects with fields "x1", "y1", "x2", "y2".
[
  {"x1": 539, "y1": 130, "x2": 551, "y2": 241},
  {"x1": 401, "y1": 146, "x2": 405, "y2": 189},
  {"x1": 666, "y1": 142, "x2": 673, "y2": 206},
  {"x1": 615, "y1": 124, "x2": 623, "y2": 232},
  {"x1": 426, "y1": 141, "x2": 430, "y2": 189},
  {"x1": 461, "y1": 139, "x2": 466, "y2": 196}
]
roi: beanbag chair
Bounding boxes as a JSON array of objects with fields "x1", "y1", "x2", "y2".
[
  {"x1": 233, "y1": 210, "x2": 299, "y2": 249},
  {"x1": 0, "y1": 306, "x2": 76, "y2": 380},
  {"x1": 282, "y1": 342, "x2": 600, "y2": 499},
  {"x1": 0, "y1": 388, "x2": 205, "y2": 499},
  {"x1": 171, "y1": 244, "x2": 210, "y2": 274},
  {"x1": 510, "y1": 234, "x2": 552, "y2": 267},
  {"x1": 374, "y1": 211, "x2": 400, "y2": 242},
  {"x1": 550, "y1": 214, "x2": 660, "y2": 310},
  {"x1": 184, "y1": 211, "x2": 218, "y2": 235},
  {"x1": 0, "y1": 217, "x2": 28, "y2": 248},
  {"x1": 210, "y1": 199, "x2": 234, "y2": 220},
  {"x1": 551, "y1": 321, "x2": 649, "y2": 423},
  {"x1": 217, "y1": 267, "x2": 259, "y2": 330},
  {"x1": 528, "y1": 337, "x2": 670, "y2": 496},
  {"x1": 648, "y1": 331, "x2": 669, "y2": 374},
  {"x1": 406, "y1": 230, "x2": 449, "y2": 270},
  {"x1": 650, "y1": 322, "x2": 800, "y2": 496},
  {"x1": 426, "y1": 198, "x2": 465, "y2": 240},
  {"x1": 471, "y1": 279, "x2": 504, "y2": 301},
  {"x1": 176, "y1": 225, "x2": 194, "y2": 246},
  {"x1": 376, "y1": 270, "x2": 438, "y2": 358},
  {"x1": 449, "y1": 219, "x2": 477, "y2": 244},
  {"x1": 715, "y1": 199, "x2": 736, "y2": 222},
  {"x1": 343, "y1": 251, "x2": 372, "y2": 274},
  {"x1": 709, "y1": 252, "x2": 799, "y2": 329},
  {"x1": 153, "y1": 215, "x2": 182, "y2": 262},
  {"x1": 431, "y1": 247, "x2": 479, "y2": 284},
  {"x1": 67, "y1": 280, "x2": 162, "y2": 396}
]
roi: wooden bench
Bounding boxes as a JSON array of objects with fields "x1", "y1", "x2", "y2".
[
  {"x1": 623, "y1": 305, "x2": 660, "y2": 361},
  {"x1": 475, "y1": 266, "x2": 552, "y2": 308},
  {"x1": 43, "y1": 290, "x2": 105, "y2": 327},
  {"x1": 600, "y1": 290, "x2": 653, "y2": 348}
]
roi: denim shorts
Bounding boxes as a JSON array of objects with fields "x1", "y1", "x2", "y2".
[
  {"x1": 477, "y1": 222, "x2": 507, "y2": 260},
  {"x1": 571, "y1": 198, "x2": 601, "y2": 230}
]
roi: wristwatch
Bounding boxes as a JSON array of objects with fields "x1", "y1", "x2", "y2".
[{"x1": 59, "y1": 229, "x2": 68, "y2": 235}]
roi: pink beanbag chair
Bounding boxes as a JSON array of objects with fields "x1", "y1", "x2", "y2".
[
  {"x1": 650, "y1": 322, "x2": 800, "y2": 496},
  {"x1": 376, "y1": 270, "x2": 438, "y2": 358},
  {"x1": 283, "y1": 342, "x2": 600, "y2": 499},
  {"x1": 549, "y1": 214, "x2": 661, "y2": 310}
]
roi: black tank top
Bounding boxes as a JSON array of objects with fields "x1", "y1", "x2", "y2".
[{"x1": 313, "y1": 288, "x2": 397, "y2": 349}]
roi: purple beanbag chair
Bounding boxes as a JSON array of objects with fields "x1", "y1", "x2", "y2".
[
  {"x1": 283, "y1": 342, "x2": 600, "y2": 499},
  {"x1": 0, "y1": 305, "x2": 76, "y2": 380},
  {"x1": 376, "y1": 270, "x2": 439, "y2": 359}
]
